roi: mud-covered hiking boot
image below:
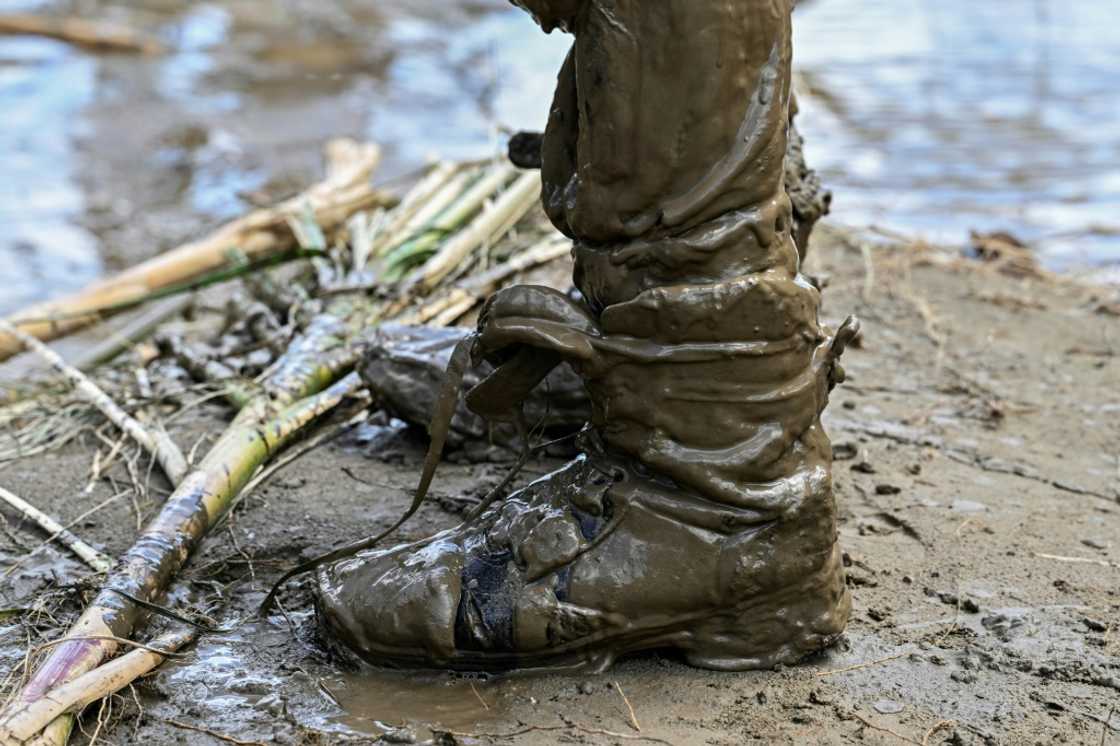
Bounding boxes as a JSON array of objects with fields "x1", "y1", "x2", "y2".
[
  {"x1": 315, "y1": 273, "x2": 858, "y2": 672},
  {"x1": 315, "y1": 429, "x2": 849, "y2": 673}
]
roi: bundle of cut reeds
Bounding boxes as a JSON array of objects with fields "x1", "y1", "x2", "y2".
[{"x1": 0, "y1": 151, "x2": 558, "y2": 746}]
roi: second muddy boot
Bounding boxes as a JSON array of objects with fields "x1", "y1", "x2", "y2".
[{"x1": 314, "y1": 0, "x2": 856, "y2": 672}]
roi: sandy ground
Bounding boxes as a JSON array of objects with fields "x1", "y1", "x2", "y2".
[{"x1": 2, "y1": 223, "x2": 1118, "y2": 745}]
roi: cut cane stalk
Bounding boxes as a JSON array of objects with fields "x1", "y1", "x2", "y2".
[
  {"x1": 394, "y1": 233, "x2": 569, "y2": 327},
  {"x1": 0, "y1": 156, "x2": 554, "y2": 746},
  {"x1": 0, "y1": 140, "x2": 390, "y2": 364},
  {"x1": 0, "y1": 14, "x2": 164, "y2": 54},
  {"x1": 368, "y1": 161, "x2": 463, "y2": 258},
  {"x1": 0, "y1": 308, "x2": 370, "y2": 746},
  {"x1": 389, "y1": 166, "x2": 477, "y2": 246},
  {"x1": 0, "y1": 629, "x2": 197, "y2": 744},
  {"x1": 381, "y1": 163, "x2": 517, "y2": 279}
]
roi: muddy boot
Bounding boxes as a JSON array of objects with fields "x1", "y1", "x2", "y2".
[
  {"x1": 314, "y1": 0, "x2": 856, "y2": 672},
  {"x1": 316, "y1": 260, "x2": 856, "y2": 673}
]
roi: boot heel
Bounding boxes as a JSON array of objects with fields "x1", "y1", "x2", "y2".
[{"x1": 682, "y1": 545, "x2": 850, "y2": 671}]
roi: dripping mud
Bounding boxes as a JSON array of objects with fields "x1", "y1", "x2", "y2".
[{"x1": 2, "y1": 226, "x2": 1118, "y2": 744}]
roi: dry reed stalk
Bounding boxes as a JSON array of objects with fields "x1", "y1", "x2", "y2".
[
  {"x1": 412, "y1": 170, "x2": 541, "y2": 290},
  {"x1": 1, "y1": 155, "x2": 547, "y2": 746},
  {"x1": 0, "y1": 140, "x2": 389, "y2": 364},
  {"x1": 367, "y1": 161, "x2": 462, "y2": 257},
  {"x1": 0, "y1": 487, "x2": 110, "y2": 573},
  {"x1": 394, "y1": 233, "x2": 568, "y2": 327},
  {"x1": 71, "y1": 296, "x2": 193, "y2": 371},
  {"x1": 0, "y1": 320, "x2": 187, "y2": 486},
  {"x1": 0, "y1": 14, "x2": 164, "y2": 54}
]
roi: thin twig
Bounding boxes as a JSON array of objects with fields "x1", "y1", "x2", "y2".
[
  {"x1": 923, "y1": 719, "x2": 956, "y2": 746},
  {"x1": 127, "y1": 684, "x2": 143, "y2": 743},
  {"x1": 615, "y1": 681, "x2": 642, "y2": 732},
  {"x1": 32, "y1": 635, "x2": 189, "y2": 659},
  {"x1": 3, "y1": 489, "x2": 126, "y2": 578},
  {"x1": 469, "y1": 681, "x2": 489, "y2": 711},
  {"x1": 849, "y1": 709, "x2": 920, "y2": 745},
  {"x1": 815, "y1": 651, "x2": 908, "y2": 677},
  {"x1": 87, "y1": 696, "x2": 108, "y2": 746},
  {"x1": 0, "y1": 485, "x2": 111, "y2": 573},
  {"x1": 0, "y1": 319, "x2": 188, "y2": 485},
  {"x1": 1035, "y1": 553, "x2": 1118, "y2": 569},
  {"x1": 161, "y1": 718, "x2": 267, "y2": 746},
  {"x1": 102, "y1": 588, "x2": 226, "y2": 633}
]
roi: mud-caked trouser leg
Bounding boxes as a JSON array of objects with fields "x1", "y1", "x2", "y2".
[{"x1": 314, "y1": 0, "x2": 856, "y2": 672}]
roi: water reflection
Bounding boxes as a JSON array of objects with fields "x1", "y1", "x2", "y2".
[
  {"x1": 793, "y1": 0, "x2": 1120, "y2": 270},
  {"x1": 0, "y1": 31, "x2": 100, "y2": 312},
  {"x1": 0, "y1": 0, "x2": 1116, "y2": 315}
]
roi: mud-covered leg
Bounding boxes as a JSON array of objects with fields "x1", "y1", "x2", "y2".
[{"x1": 316, "y1": 0, "x2": 854, "y2": 673}]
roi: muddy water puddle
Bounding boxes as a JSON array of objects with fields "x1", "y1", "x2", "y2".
[
  {"x1": 1, "y1": 0, "x2": 1117, "y2": 316},
  {"x1": 155, "y1": 612, "x2": 557, "y2": 742},
  {"x1": 319, "y1": 669, "x2": 511, "y2": 737}
]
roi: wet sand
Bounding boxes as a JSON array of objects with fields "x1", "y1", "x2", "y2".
[{"x1": 2, "y1": 219, "x2": 1117, "y2": 745}]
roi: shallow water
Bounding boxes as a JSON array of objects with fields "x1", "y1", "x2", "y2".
[
  {"x1": 793, "y1": 0, "x2": 1120, "y2": 272},
  {"x1": 0, "y1": 0, "x2": 1117, "y2": 315}
]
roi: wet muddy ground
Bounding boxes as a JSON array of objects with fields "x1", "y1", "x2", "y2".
[{"x1": 2, "y1": 222, "x2": 1117, "y2": 745}]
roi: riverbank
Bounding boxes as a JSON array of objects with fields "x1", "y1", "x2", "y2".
[{"x1": 1, "y1": 214, "x2": 1116, "y2": 745}]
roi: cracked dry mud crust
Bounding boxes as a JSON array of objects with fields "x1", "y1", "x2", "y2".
[{"x1": 1, "y1": 224, "x2": 1117, "y2": 745}]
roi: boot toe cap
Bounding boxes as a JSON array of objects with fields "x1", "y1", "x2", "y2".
[{"x1": 315, "y1": 537, "x2": 464, "y2": 662}]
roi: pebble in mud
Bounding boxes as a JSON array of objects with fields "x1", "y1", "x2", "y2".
[
  {"x1": 1083, "y1": 617, "x2": 1108, "y2": 633},
  {"x1": 873, "y1": 699, "x2": 905, "y2": 715}
]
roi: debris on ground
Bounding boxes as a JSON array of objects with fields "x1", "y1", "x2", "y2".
[{"x1": 0, "y1": 149, "x2": 1116, "y2": 746}]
